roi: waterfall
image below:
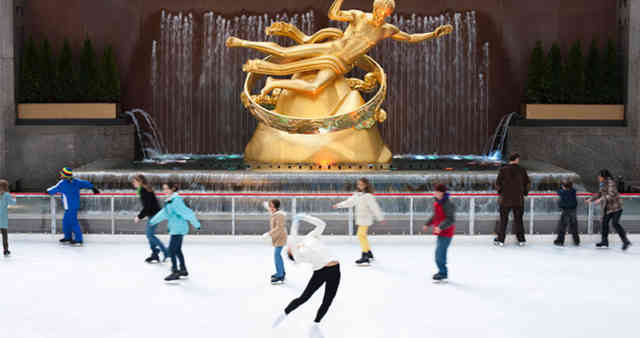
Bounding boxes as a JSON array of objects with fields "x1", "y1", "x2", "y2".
[
  {"x1": 124, "y1": 109, "x2": 168, "y2": 159},
  {"x1": 151, "y1": 9, "x2": 490, "y2": 156}
]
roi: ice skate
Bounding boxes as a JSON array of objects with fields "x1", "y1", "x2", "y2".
[
  {"x1": 355, "y1": 252, "x2": 370, "y2": 266},
  {"x1": 271, "y1": 275, "x2": 285, "y2": 285},
  {"x1": 272, "y1": 312, "x2": 287, "y2": 328},
  {"x1": 596, "y1": 241, "x2": 609, "y2": 249},
  {"x1": 493, "y1": 238, "x2": 504, "y2": 247},
  {"x1": 517, "y1": 241, "x2": 526, "y2": 247},
  {"x1": 178, "y1": 269, "x2": 189, "y2": 279},
  {"x1": 69, "y1": 240, "x2": 83, "y2": 246},
  {"x1": 553, "y1": 240, "x2": 564, "y2": 247},
  {"x1": 145, "y1": 252, "x2": 160, "y2": 264},
  {"x1": 366, "y1": 250, "x2": 374, "y2": 261},
  {"x1": 164, "y1": 271, "x2": 181, "y2": 282},
  {"x1": 622, "y1": 241, "x2": 632, "y2": 251},
  {"x1": 3, "y1": 250, "x2": 10, "y2": 257},
  {"x1": 59, "y1": 238, "x2": 71, "y2": 245},
  {"x1": 432, "y1": 273, "x2": 448, "y2": 283}
]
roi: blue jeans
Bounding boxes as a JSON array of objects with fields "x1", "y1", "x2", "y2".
[
  {"x1": 146, "y1": 222, "x2": 168, "y2": 257},
  {"x1": 274, "y1": 246, "x2": 285, "y2": 278},
  {"x1": 168, "y1": 235, "x2": 185, "y2": 272},
  {"x1": 435, "y1": 236, "x2": 453, "y2": 277},
  {"x1": 63, "y1": 209, "x2": 83, "y2": 242}
]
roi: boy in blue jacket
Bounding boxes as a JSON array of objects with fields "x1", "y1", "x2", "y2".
[
  {"x1": 47, "y1": 167, "x2": 100, "y2": 245},
  {"x1": 150, "y1": 184, "x2": 201, "y2": 281},
  {"x1": 554, "y1": 181, "x2": 580, "y2": 246}
]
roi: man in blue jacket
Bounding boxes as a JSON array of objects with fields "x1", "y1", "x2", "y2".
[{"x1": 47, "y1": 167, "x2": 100, "y2": 245}]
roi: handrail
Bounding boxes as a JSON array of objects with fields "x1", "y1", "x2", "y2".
[{"x1": 11, "y1": 192, "x2": 640, "y2": 197}]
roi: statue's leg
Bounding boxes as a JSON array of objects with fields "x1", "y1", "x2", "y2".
[
  {"x1": 262, "y1": 68, "x2": 337, "y2": 96},
  {"x1": 226, "y1": 37, "x2": 331, "y2": 58}
]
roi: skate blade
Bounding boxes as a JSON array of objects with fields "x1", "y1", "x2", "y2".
[
  {"x1": 432, "y1": 280, "x2": 449, "y2": 284},
  {"x1": 356, "y1": 263, "x2": 371, "y2": 267},
  {"x1": 271, "y1": 281, "x2": 285, "y2": 285}
]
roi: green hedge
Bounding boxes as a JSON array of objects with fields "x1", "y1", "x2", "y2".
[
  {"x1": 525, "y1": 38, "x2": 623, "y2": 104},
  {"x1": 19, "y1": 36, "x2": 120, "y2": 103}
]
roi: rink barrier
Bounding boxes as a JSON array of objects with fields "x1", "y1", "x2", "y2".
[{"x1": 10, "y1": 193, "x2": 640, "y2": 235}]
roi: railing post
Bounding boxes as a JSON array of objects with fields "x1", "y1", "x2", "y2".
[
  {"x1": 469, "y1": 197, "x2": 476, "y2": 235},
  {"x1": 529, "y1": 197, "x2": 535, "y2": 235},
  {"x1": 348, "y1": 207, "x2": 354, "y2": 236},
  {"x1": 409, "y1": 197, "x2": 414, "y2": 235},
  {"x1": 231, "y1": 197, "x2": 236, "y2": 236},
  {"x1": 292, "y1": 197, "x2": 297, "y2": 215},
  {"x1": 50, "y1": 196, "x2": 56, "y2": 235},
  {"x1": 587, "y1": 200, "x2": 594, "y2": 235},
  {"x1": 110, "y1": 196, "x2": 115, "y2": 235}
]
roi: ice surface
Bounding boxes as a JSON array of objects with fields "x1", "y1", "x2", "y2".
[{"x1": 1, "y1": 235, "x2": 638, "y2": 338}]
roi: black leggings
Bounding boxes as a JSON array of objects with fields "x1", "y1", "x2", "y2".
[
  {"x1": 1, "y1": 229, "x2": 7, "y2": 251},
  {"x1": 168, "y1": 235, "x2": 185, "y2": 271},
  {"x1": 285, "y1": 264, "x2": 341, "y2": 323},
  {"x1": 601, "y1": 210, "x2": 629, "y2": 243}
]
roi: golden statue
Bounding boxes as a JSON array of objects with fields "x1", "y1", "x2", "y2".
[{"x1": 227, "y1": 0, "x2": 453, "y2": 165}]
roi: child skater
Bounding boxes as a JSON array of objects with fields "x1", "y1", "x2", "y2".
[
  {"x1": 132, "y1": 174, "x2": 167, "y2": 263},
  {"x1": 554, "y1": 181, "x2": 580, "y2": 247},
  {"x1": 46, "y1": 167, "x2": 100, "y2": 245},
  {"x1": 261, "y1": 199, "x2": 288, "y2": 284},
  {"x1": 333, "y1": 178, "x2": 384, "y2": 265},
  {"x1": 273, "y1": 214, "x2": 340, "y2": 337},
  {"x1": 0, "y1": 180, "x2": 16, "y2": 256},
  {"x1": 423, "y1": 184, "x2": 456, "y2": 282},
  {"x1": 150, "y1": 184, "x2": 201, "y2": 281}
]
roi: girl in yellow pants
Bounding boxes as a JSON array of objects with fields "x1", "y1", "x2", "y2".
[{"x1": 333, "y1": 178, "x2": 384, "y2": 265}]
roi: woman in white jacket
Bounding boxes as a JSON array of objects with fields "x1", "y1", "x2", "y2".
[
  {"x1": 333, "y1": 178, "x2": 384, "y2": 265},
  {"x1": 273, "y1": 214, "x2": 341, "y2": 331}
]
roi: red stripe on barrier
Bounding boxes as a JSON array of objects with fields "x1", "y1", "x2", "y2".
[{"x1": 12, "y1": 192, "x2": 640, "y2": 197}]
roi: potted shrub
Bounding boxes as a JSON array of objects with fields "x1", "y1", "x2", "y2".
[
  {"x1": 18, "y1": 37, "x2": 120, "y2": 120},
  {"x1": 523, "y1": 39, "x2": 624, "y2": 121}
]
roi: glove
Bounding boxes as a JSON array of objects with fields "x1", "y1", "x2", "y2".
[{"x1": 92, "y1": 188, "x2": 101, "y2": 194}]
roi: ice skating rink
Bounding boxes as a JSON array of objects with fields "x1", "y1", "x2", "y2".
[{"x1": 1, "y1": 235, "x2": 638, "y2": 338}]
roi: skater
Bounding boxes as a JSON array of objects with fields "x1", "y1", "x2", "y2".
[
  {"x1": 587, "y1": 170, "x2": 632, "y2": 250},
  {"x1": 554, "y1": 181, "x2": 580, "y2": 247},
  {"x1": 423, "y1": 184, "x2": 456, "y2": 282},
  {"x1": 46, "y1": 167, "x2": 100, "y2": 245},
  {"x1": 262, "y1": 199, "x2": 288, "y2": 284},
  {"x1": 494, "y1": 153, "x2": 530, "y2": 246},
  {"x1": 0, "y1": 180, "x2": 16, "y2": 256},
  {"x1": 132, "y1": 175, "x2": 167, "y2": 263},
  {"x1": 273, "y1": 214, "x2": 340, "y2": 335},
  {"x1": 149, "y1": 184, "x2": 201, "y2": 281},
  {"x1": 333, "y1": 178, "x2": 384, "y2": 265}
]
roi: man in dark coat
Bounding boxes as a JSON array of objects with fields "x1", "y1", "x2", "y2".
[{"x1": 494, "y1": 153, "x2": 530, "y2": 246}]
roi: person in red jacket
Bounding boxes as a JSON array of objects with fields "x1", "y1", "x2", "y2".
[{"x1": 423, "y1": 184, "x2": 456, "y2": 282}]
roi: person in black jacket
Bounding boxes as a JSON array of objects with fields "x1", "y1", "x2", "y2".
[
  {"x1": 132, "y1": 175, "x2": 167, "y2": 263},
  {"x1": 554, "y1": 181, "x2": 580, "y2": 246}
]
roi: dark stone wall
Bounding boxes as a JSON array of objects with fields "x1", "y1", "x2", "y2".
[
  {"x1": 18, "y1": 0, "x2": 618, "y2": 155},
  {"x1": 9, "y1": 125, "x2": 135, "y2": 191},
  {"x1": 508, "y1": 126, "x2": 635, "y2": 190}
]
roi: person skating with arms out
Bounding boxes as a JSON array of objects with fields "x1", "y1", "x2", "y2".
[
  {"x1": 0, "y1": 179, "x2": 16, "y2": 256},
  {"x1": 261, "y1": 199, "x2": 288, "y2": 284},
  {"x1": 149, "y1": 184, "x2": 201, "y2": 281},
  {"x1": 423, "y1": 184, "x2": 456, "y2": 282},
  {"x1": 47, "y1": 167, "x2": 100, "y2": 246},
  {"x1": 333, "y1": 177, "x2": 384, "y2": 265},
  {"x1": 272, "y1": 214, "x2": 340, "y2": 337},
  {"x1": 587, "y1": 169, "x2": 632, "y2": 251},
  {"x1": 132, "y1": 174, "x2": 168, "y2": 263}
]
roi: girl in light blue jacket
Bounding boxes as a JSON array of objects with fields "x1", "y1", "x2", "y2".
[
  {"x1": 0, "y1": 180, "x2": 16, "y2": 256},
  {"x1": 150, "y1": 184, "x2": 201, "y2": 281}
]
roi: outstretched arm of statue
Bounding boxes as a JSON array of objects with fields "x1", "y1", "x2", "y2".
[
  {"x1": 328, "y1": 0, "x2": 356, "y2": 22},
  {"x1": 391, "y1": 24, "x2": 453, "y2": 43},
  {"x1": 266, "y1": 22, "x2": 344, "y2": 44}
]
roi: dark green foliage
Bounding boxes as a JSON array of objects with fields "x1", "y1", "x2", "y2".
[
  {"x1": 547, "y1": 43, "x2": 564, "y2": 103},
  {"x1": 524, "y1": 41, "x2": 549, "y2": 103},
  {"x1": 585, "y1": 39, "x2": 602, "y2": 103},
  {"x1": 602, "y1": 38, "x2": 623, "y2": 104},
  {"x1": 565, "y1": 41, "x2": 586, "y2": 104},
  {"x1": 40, "y1": 39, "x2": 56, "y2": 102},
  {"x1": 19, "y1": 36, "x2": 42, "y2": 103},
  {"x1": 56, "y1": 39, "x2": 77, "y2": 102},
  {"x1": 77, "y1": 38, "x2": 101, "y2": 102},
  {"x1": 99, "y1": 45, "x2": 121, "y2": 102}
]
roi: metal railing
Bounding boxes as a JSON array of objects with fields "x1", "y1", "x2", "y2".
[{"x1": 8, "y1": 193, "x2": 640, "y2": 235}]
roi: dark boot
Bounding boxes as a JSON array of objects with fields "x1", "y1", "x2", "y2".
[
  {"x1": 164, "y1": 271, "x2": 181, "y2": 281},
  {"x1": 178, "y1": 269, "x2": 189, "y2": 278},
  {"x1": 622, "y1": 241, "x2": 632, "y2": 251},
  {"x1": 595, "y1": 241, "x2": 609, "y2": 248},
  {"x1": 553, "y1": 239, "x2": 564, "y2": 247},
  {"x1": 355, "y1": 252, "x2": 370, "y2": 265},
  {"x1": 59, "y1": 238, "x2": 71, "y2": 244},
  {"x1": 145, "y1": 252, "x2": 161, "y2": 263},
  {"x1": 3, "y1": 250, "x2": 10, "y2": 256},
  {"x1": 572, "y1": 234, "x2": 581, "y2": 246},
  {"x1": 493, "y1": 238, "x2": 504, "y2": 247}
]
